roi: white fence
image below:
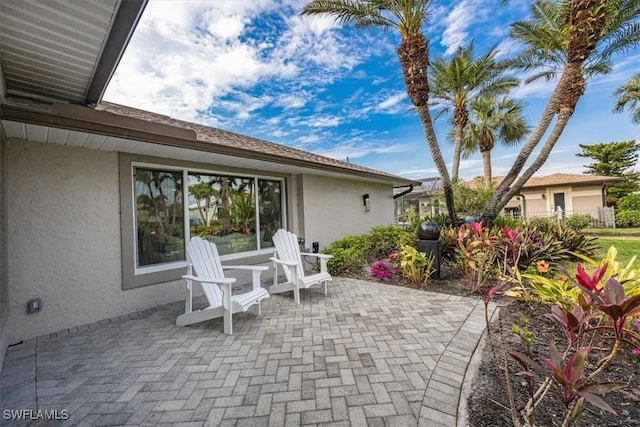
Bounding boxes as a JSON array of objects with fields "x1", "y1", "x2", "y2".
[{"x1": 506, "y1": 207, "x2": 616, "y2": 228}]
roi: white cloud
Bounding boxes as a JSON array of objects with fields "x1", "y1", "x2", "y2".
[
  {"x1": 104, "y1": 0, "x2": 367, "y2": 124},
  {"x1": 441, "y1": 1, "x2": 476, "y2": 55},
  {"x1": 376, "y1": 92, "x2": 407, "y2": 112},
  {"x1": 275, "y1": 94, "x2": 307, "y2": 110},
  {"x1": 307, "y1": 116, "x2": 341, "y2": 128},
  {"x1": 318, "y1": 141, "x2": 409, "y2": 162},
  {"x1": 296, "y1": 134, "x2": 322, "y2": 144}
]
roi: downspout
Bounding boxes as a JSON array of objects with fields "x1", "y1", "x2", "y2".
[{"x1": 393, "y1": 184, "x2": 414, "y2": 199}]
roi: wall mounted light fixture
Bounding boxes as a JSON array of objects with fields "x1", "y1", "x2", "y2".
[
  {"x1": 362, "y1": 194, "x2": 370, "y2": 212},
  {"x1": 541, "y1": 193, "x2": 546, "y2": 199}
]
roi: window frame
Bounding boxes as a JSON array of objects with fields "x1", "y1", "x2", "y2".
[{"x1": 120, "y1": 154, "x2": 287, "y2": 289}]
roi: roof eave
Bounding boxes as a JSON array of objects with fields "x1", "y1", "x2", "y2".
[
  {"x1": 0, "y1": 102, "x2": 415, "y2": 186},
  {"x1": 83, "y1": 0, "x2": 148, "y2": 106}
]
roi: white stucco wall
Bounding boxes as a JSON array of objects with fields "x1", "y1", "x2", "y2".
[
  {"x1": 300, "y1": 174, "x2": 393, "y2": 249},
  {"x1": 6, "y1": 140, "x2": 185, "y2": 343}
]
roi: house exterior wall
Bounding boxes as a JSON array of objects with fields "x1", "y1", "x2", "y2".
[
  {"x1": 300, "y1": 174, "x2": 393, "y2": 249},
  {"x1": 0, "y1": 123, "x2": 8, "y2": 370},
  {"x1": 517, "y1": 185, "x2": 604, "y2": 218},
  {"x1": 6, "y1": 140, "x2": 185, "y2": 343},
  {"x1": 572, "y1": 195, "x2": 602, "y2": 214}
]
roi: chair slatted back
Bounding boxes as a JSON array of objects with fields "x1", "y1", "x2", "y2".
[
  {"x1": 186, "y1": 237, "x2": 224, "y2": 308},
  {"x1": 272, "y1": 229, "x2": 306, "y2": 283}
]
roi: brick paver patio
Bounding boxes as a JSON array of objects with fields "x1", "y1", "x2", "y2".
[{"x1": 0, "y1": 278, "x2": 493, "y2": 426}]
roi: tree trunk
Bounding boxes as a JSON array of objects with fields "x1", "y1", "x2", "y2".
[
  {"x1": 397, "y1": 33, "x2": 457, "y2": 221},
  {"x1": 483, "y1": 63, "x2": 584, "y2": 222},
  {"x1": 482, "y1": 0, "x2": 608, "y2": 224},
  {"x1": 451, "y1": 107, "x2": 468, "y2": 183},
  {"x1": 482, "y1": 149, "x2": 492, "y2": 187},
  {"x1": 481, "y1": 66, "x2": 572, "y2": 223}
]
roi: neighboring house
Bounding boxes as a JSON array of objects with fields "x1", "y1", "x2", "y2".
[
  {"x1": 501, "y1": 173, "x2": 622, "y2": 223},
  {"x1": 0, "y1": 1, "x2": 416, "y2": 367},
  {"x1": 399, "y1": 173, "x2": 621, "y2": 225},
  {"x1": 393, "y1": 177, "x2": 444, "y2": 221}
]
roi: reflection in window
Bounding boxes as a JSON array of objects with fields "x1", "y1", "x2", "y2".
[
  {"x1": 258, "y1": 180, "x2": 282, "y2": 249},
  {"x1": 188, "y1": 173, "x2": 257, "y2": 256},
  {"x1": 134, "y1": 168, "x2": 185, "y2": 267}
]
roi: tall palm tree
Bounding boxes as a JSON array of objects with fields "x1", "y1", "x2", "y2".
[
  {"x1": 614, "y1": 72, "x2": 640, "y2": 123},
  {"x1": 430, "y1": 44, "x2": 520, "y2": 182},
  {"x1": 301, "y1": 0, "x2": 458, "y2": 220},
  {"x1": 461, "y1": 96, "x2": 529, "y2": 186},
  {"x1": 483, "y1": 0, "x2": 640, "y2": 222}
]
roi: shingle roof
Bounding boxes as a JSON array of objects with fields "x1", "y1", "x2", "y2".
[{"x1": 97, "y1": 102, "x2": 415, "y2": 185}]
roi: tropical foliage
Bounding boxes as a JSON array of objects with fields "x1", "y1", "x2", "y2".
[
  {"x1": 483, "y1": 0, "x2": 640, "y2": 223},
  {"x1": 430, "y1": 44, "x2": 520, "y2": 182},
  {"x1": 302, "y1": 0, "x2": 457, "y2": 219},
  {"x1": 614, "y1": 72, "x2": 640, "y2": 124},
  {"x1": 577, "y1": 140, "x2": 640, "y2": 200}
]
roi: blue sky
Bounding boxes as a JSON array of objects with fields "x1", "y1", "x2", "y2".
[{"x1": 104, "y1": 0, "x2": 640, "y2": 181}]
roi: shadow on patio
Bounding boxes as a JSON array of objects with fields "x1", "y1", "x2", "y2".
[{"x1": 0, "y1": 278, "x2": 492, "y2": 426}]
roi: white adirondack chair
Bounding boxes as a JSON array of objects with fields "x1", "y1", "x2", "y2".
[
  {"x1": 269, "y1": 229, "x2": 333, "y2": 304},
  {"x1": 176, "y1": 237, "x2": 269, "y2": 334}
]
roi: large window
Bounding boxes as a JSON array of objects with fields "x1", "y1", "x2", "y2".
[
  {"x1": 134, "y1": 167, "x2": 185, "y2": 268},
  {"x1": 132, "y1": 163, "x2": 284, "y2": 273}
]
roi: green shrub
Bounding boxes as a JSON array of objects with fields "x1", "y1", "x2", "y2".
[
  {"x1": 323, "y1": 234, "x2": 371, "y2": 276},
  {"x1": 439, "y1": 226, "x2": 459, "y2": 262},
  {"x1": 391, "y1": 245, "x2": 434, "y2": 286},
  {"x1": 617, "y1": 194, "x2": 640, "y2": 212},
  {"x1": 616, "y1": 210, "x2": 640, "y2": 227},
  {"x1": 526, "y1": 217, "x2": 556, "y2": 232},
  {"x1": 564, "y1": 214, "x2": 593, "y2": 231},
  {"x1": 368, "y1": 225, "x2": 414, "y2": 260},
  {"x1": 493, "y1": 215, "x2": 524, "y2": 229}
]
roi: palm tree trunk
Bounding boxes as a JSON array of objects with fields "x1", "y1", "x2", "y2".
[
  {"x1": 482, "y1": 0, "x2": 608, "y2": 223},
  {"x1": 451, "y1": 121, "x2": 464, "y2": 183},
  {"x1": 481, "y1": 66, "x2": 571, "y2": 222},
  {"x1": 485, "y1": 63, "x2": 583, "y2": 218},
  {"x1": 397, "y1": 33, "x2": 457, "y2": 220},
  {"x1": 481, "y1": 149, "x2": 492, "y2": 186}
]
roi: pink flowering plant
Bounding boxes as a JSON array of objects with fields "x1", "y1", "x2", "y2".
[{"x1": 371, "y1": 260, "x2": 394, "y2": 280}]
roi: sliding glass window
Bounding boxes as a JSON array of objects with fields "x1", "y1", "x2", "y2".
[
  {"x1": 133, "y1": 164, "x2": 284, "y2": 271},
  {"x1": 133, "y1": 167, "x2": 185, "y2": 268}
]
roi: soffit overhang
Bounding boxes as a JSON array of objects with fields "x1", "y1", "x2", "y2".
[
  {"x1": 0, "y1": 101, "x2": 417, "y2": 187},
  {"x1": 0, "y1": 0, "x2": 146, "y2": 105}
]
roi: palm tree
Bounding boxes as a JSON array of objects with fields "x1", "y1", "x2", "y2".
[
  {"x1": 483, "y1": 0, "x2": 640, "y2": 222},
  {"x1": 430, "y1": 44, "x2": 520, "y2": 182},
  {"x1": 301, "y1": 0, "x2": 458, "y2": 220},
  {"x1": 614, "y1": 72, "x2": 640, "y2": 124},
  {"x1": 461, "y1": 96, "x2": 529, "y2": 186}
]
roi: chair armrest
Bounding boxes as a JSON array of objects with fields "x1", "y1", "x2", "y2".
[
  {"x1": 270, "y1": 257, "x2": 299, "y2": 267},
  {"x1": 300, "y1": 252, "x2": 333, "y2": 259},
  {"x1": 182, "y1": 274, "x2": 236, "y2": 284},
  {"x1": 222, "y1": 265, "x2": 269, "y2": 272}
]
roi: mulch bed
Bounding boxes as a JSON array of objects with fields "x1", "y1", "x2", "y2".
[{"x1": 360, "y1": 265, "x2": 640, "y2": 426}]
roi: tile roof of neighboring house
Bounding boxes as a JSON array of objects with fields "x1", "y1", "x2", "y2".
[
  {"x1": 97, "y1": 102, "x2": 414, "y2": 184},
  {"x1": 466, "y1": 173, "x2": 623, "y2": 189},
  {"x1": 520, "y1": 173, "x2": 624, "y2": 188}
]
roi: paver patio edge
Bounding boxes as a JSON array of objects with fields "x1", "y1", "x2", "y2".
[
  {"x1": 419, "y1": 300, "x2": 497, "y2": 427},
  {"x1": 456, "y1": 306, "x2": 499, "y2": 427}
]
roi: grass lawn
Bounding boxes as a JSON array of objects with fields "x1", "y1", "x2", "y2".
[
  {"x1": 592, "y1": 235, "x2": 640, "y2": 265},
  {"x1": 584, "y1": 227, "x2": 640, "y2": 236}
]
